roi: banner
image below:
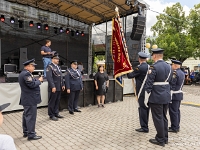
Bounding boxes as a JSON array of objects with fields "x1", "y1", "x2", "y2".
[{"x1": 111, "y1": 18, "x2": 133, "y2": 87}]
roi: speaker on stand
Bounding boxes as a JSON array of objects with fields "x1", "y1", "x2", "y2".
[{"x1": 130, "y1": 16, "x2": 146, "y2": 41}]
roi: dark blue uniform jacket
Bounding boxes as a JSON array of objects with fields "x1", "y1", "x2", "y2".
[
  {"x1": 19, "y1": 69, "x2": 41, "y2": 106},
  {"x1": 65, "y1": 68, "x2": 83, "y2": 91},
  {"x1": 145, "y1": 60, "x2": 172, "y2": 104},
  {"x1": 170, "y1": 68, "x2": 185, "y2": 101},
  {"x1": 46, "y1": 63, "x2": 64, "y2": 91}
]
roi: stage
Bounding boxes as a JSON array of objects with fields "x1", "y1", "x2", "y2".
[{"x1": 0, "y1": 76, "x2": 134, "y2": 112}]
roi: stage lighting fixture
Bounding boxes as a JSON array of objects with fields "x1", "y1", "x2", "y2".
[
  {"x1": 18, "y1": 20, "x2": 23, "y2": 28},
  {"x1": 37, "y1": 23, "x2": 41, "y2": 29},
  {"x1": 54, "y1": 27, "x2": 58, "y2": 34},
  {"x1": 71, "y1": 30, "x2": 74, "y2": 36},
  {"x1": 66, "y1": 28, "x2": 70, "y2": 34},
  {"x1": 125, "y1": 0, "x2": 132, "y2": 6},
  {"x1": 59, "y1": 27, "x2": 63, "y2": 33},
  {"x1": 29, "y1": 21, "x2": 34, "y2": 27},
  {"x1": 0, "y1": 15, "x2": 5, "y2": 22},
  {"x1": 10, "y1": 17, "x2": 15, "y2": 23},
  {"x1": 81, "y1": 31, "x2": 84, "y2": 36},
  {"x1": 44, "y1": 24, "x2": 49, "y2": 30},
  {"x1": 76, "y1": 30, "x2": 79, "y2": 35}
]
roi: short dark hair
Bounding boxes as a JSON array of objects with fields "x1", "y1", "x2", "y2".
[
  {"x1": 98, "y1": 65, "x2": 104, "y2": 72},
  {"x1": 46, "y1": 40, "x2": 51, "y2": 44}
]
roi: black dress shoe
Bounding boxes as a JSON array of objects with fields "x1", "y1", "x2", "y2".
[
  {"x1": 168, "y1": 128, "x2": 178, "y2": 133},
  {"x1": 50, "y1": 116, "x2": 58, "y2": 121},
  {"x1": 55, "y1": 115, "x2": 64, "y2": 118},
  {"x1": 23, "y1": 134, "x2": 27, "y2": 138},
  {"x1": 149, "y1": 139, "x2": 165, "y2": 147},
  {"x1": 69, "y1": 111, "x2": 74, "y2": 115},
  {"x1": 135, "y1": 128, "x2": 149, "y2": 133},
  {"x1": 28, "y1": 136, "x2": 42, "y2": 141},
  {"x1": 74, "y1": 109, "x2": 81, "y2": 112}
]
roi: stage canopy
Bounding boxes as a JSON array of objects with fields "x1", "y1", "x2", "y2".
[{"x1": 6, "y1": 0, "x2": 149, "y2": 25}]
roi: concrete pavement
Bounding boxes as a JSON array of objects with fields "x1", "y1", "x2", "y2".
[{"x1": 1, "y1": 85, "x2": 200, "y2": 150}]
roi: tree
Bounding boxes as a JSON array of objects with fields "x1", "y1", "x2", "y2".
[
  {"x1": 150, "y1": 3, "x2": 195, "y2": 62},
  {"x1": 188, "y1": 4, "x2": 200, "y2": 57}
]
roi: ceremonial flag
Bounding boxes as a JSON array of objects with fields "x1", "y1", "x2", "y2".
[{"x1": 111, "y1": 17, "x2": 133, "y2": 87}]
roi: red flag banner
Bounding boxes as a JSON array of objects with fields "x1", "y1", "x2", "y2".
[{"x1": 111, "y1": 18, "x2": 133, "y2": 87}]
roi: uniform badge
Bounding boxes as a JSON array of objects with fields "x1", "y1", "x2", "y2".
[{"x1": 26, "y1": 76, "x2": 32, "y2": 81}]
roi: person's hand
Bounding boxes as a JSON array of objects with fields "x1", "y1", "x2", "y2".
[
  {"x1": 52, "y1": 87, "x2": 56, "y2": 93},
  {"x1": 96, "y1": 86, "x2": 98, "y2": 90},
  {"x1": 62, "y1": 86, "x2": 65, "y2": 91},
  {"x1": 47, "y1": 52, "x2": 51, "y2": 55},
  {"x1": 67, "y1": 89, "x2": 70, "y2": 93},
  {"x1": 38, "y1": 77, "x2": 43, "y2": 82}
]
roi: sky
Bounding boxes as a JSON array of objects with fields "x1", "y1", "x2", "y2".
[{"x1": 92, "y1": 0, "x2": 199, "y2": 44}]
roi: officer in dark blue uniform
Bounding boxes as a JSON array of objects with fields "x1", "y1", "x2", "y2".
[
  {"x1": 46, "y1": 54, "x2": 65, "y2": 121},
  {"x1": 127, "y1": 52, "x2": 149, "y2": 133},
  {"x1": 145, "y1": 48, "x2": 172, "y2": 147},
  {"x1": 169, "y1": 60, "x2": 185, "y2": 133},
  {"x1": 65, "y1": 60, "x2": 83, "y2": 115},
  {"x1": 19, "y1": 59, "x2": 43, "y2": 141}
]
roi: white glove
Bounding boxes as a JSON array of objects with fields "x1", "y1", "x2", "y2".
[{"x1": 144, "y1": 91, "x2": 150, "y2": 108}]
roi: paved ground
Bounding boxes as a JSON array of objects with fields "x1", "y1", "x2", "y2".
[{"x1": 1, "y1": 85, "x2": 200, "y2": 150}]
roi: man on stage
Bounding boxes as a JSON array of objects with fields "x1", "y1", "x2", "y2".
[
  {"x1": 41, "y1": 40, "x2": 55, "y2": 77},
  {"x1": 46, "y1": 54, "x2": 65, "y2": 121},
  {"x1": 65, "y1": 60, "x2": 83, "y2": 115},
  {"x1": 19, "y1": 59, "x2": 43, "y2": 140},
  {"x1": 145, "y1": 48, "x2": 172, "y2": 147},
  {"x1": 169, "y1": 60, "x2": 185, "y2": 133},
  {"x1": 127, "y1": 52, "x2": 149, "y2": 133}
]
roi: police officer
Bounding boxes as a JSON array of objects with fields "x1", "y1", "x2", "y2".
[
  {"x1": 46, "y1": 54, "x2": 65, "y2": 121},
  {"x1": 127, "y1": 52, "x2": 149, "y2": 133},
  {"x1": 169, "y1": 60, "x2": 185, "y2": 133},
  {"x1": 65, "y1": 60, "x2": 83, "y2": 115},
  {"x1": 145, "y1": 48, "x2": 172, "y2": 147},
  {"x1": 18, "y1": 59, "x2": 43, "y2": 140}
]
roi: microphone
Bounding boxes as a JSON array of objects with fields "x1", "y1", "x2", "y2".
[{"x1": 38, "y1": 72, "x2": 43, "y2": 83}]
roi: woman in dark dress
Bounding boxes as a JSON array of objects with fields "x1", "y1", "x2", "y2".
[{"x1": 94, "y1": 66, "x2": 109, "y2": 107}]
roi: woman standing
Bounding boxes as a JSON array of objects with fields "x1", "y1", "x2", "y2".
[{"x1": 94, "y1": 66, "x2": 109, "y2": 107}]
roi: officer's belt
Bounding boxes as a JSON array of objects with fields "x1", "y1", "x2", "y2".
[
  {"x1": 153, "y1": 82, "x2": 169, "y2": 85},
  {"x1": 171, "y1": 90, "x2": 183, "y2": 94}
]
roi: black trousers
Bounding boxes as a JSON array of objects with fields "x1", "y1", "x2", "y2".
[
  {"x1": 22, "y1": 105, "x2": 37, "y2": 138},
  {"x1": 48, "y1": 91, "x2": 61, "y2": 117},
  {"x1": 68, "y1": 90, "x2": 80, "y2": 112},
  {"x1": 169, "y1": 100, "x2": 181, "y2": 131},
  {"x1": 138, "y1": 95, "x2": 149, "y2": 131},
  {"x1": 149, "y1": 103, "x2": 168, "y2": 143}
]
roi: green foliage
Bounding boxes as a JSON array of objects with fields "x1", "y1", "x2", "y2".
[{"x1": 150, "y1": 2, "x2": 198, "y2": 62}]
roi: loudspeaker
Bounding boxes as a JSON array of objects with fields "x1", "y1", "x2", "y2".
[
  {"x1": 19, "y1": 48, "x2": 28, "y2": 71},
  {"x1": 130, "y1": 16, "x2": 146, "y2": 41},
  {"x1": 114, "y1": 82, "x2": 123, "y2": 102},
  {"x1": 83, "y1": 80, "x2": 95, "y2": 106}
]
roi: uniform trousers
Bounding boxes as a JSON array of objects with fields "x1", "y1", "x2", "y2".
[
  {"x1": 149, "y1": 103, "x2": 168, "y2": 143},
  {"x1": 68, "y1": 90, "x2": 80, "y2": 112},
  {"x1": 22, "y1": 105, "x2": 37, "y2": 138},
  {"x1": 48, "y1": 91, "x2": 61, "y2": 117},
  {"x1": 169, "y1": 100, "x2": 181, "y2": 131},
  {"x1": 138, "y1": 95, "x2": 149, "y2": 131}
]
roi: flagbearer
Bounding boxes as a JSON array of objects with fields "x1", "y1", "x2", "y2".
[{"x1": 127, "y1": 52, "x2": 149, "y2": 133}]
